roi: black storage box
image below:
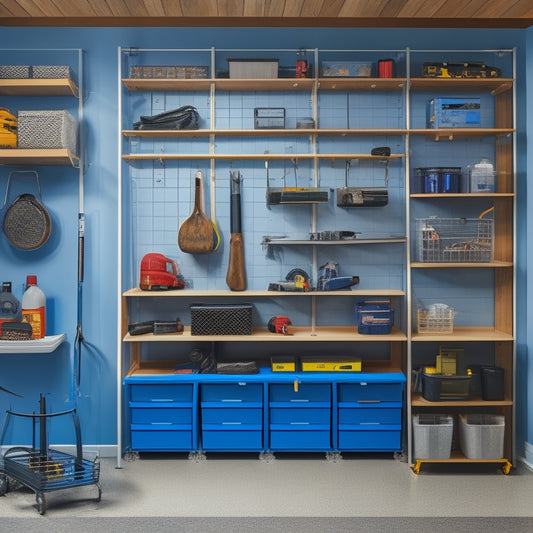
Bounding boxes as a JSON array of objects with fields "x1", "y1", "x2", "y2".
[
  {"x1": 190, "y1": 303, "x2": 252, "y2": 336},
  {"x1": 481, "y1": 366, "x2": 505, "y2": 401},
  {"x1": 422, "y1": 373, "x2": 471, "y2": 401}
]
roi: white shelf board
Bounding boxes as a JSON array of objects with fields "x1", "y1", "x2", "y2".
[{"x1": 0, "y1": 333, "x2": 67, "y2": 354}]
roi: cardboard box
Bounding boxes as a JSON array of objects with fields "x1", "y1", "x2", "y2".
[{"x1": 426, "y1": 97, "x2": 481, "y2": 128}]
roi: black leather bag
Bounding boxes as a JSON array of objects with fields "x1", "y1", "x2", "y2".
[{"x1": 133, "y1": 105, "x2": 199, "y2": 130}]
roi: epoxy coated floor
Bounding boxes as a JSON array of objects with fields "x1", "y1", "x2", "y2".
[{"x1": 1, "y1": 452, "x2": 533, "y2": 518}]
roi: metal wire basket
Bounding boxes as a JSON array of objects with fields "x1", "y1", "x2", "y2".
[{"x1": 416, "y1": 211, "x2": 493, "y2": 263}]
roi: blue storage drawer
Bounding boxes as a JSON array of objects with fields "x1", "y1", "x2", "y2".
[
  {"x1": 338, "y1": 407, "x2": 401, "y2": 426},
  {"x1": 201, "y1": 383, "x2": 263, "y2": 403},
  {"x1": 338, "y1": 382, "x2": 403, "y2": 403},
  {"x1": 270, "y1": 427, "x2": 331, "y2": 451},
  {"x1": 201, "y1": 407, "x2": 263, "y2": 425},
  {"x1": 270, "y1": 383, "x2": 331, "y2": 403},
  {"x1": 131, "y1": 405, "x2": 192, "y2": 425},
  {"x1": 131, "y1": 426, "x2": 193, "y2": 451},
  {"x1": 270, "y1": 407, "x2": 331, "y2": 425},
  {"x1": 338, "y1": 428, "x2": 401, "y2": 451},
  {"x1": 130, "y1": 383, "x2": 194, "y2": 403},
  {"x1": 201, "y1": 427, "x2": 263, "y2": 451}
]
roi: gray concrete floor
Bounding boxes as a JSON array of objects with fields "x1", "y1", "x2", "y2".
[{"x1": 1, "y1": 452, "x2": 533, "y2": 517}]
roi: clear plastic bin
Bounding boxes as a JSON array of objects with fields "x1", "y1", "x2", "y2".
[{"x1": 417, "y1": 305, "x2": 455, "y2": 334}]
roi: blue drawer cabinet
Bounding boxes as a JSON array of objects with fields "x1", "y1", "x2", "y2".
[
  {"x1": 129, "y1": 383, "x2": 194, "y2": 452},
  {"x1": 123, "y1": 371, "x2": 405, "y2": 455},
  {"x1": 337, "y1": 382, "x2": 403, "y2": 452},
  {"x1": 269, "y1": 383, "x2": 332, "y2": 451},
  {"x1": 200, "y1": 383, "x2": 264, "y2": 451}
]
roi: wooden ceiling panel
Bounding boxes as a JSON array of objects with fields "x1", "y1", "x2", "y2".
[
  {"x1": 339, "y1": 0, "x2": 394, "y2": 18},
  {"x1": 104, "y1": 0, "x2": 132, "y2": 17},
  {"x1": 160, "y1": 0, "x2": 184, "y2": 17},
  {"x1": 0, "y1": 0, "x2": 531, "y2": 27},
  {"x1": 300, "y1": 0, "x2": 325, "y2": 17},
  {"x1": 397, "y1": 0, "x2": 448, "y2": 18},
  {"x1": 180, "y1": 0, "x2": 218, "y2": 17},
  {"x1": 501, "y1": 0, "x2": 533, "y2": 18},
  {"x1": 243, "y1": 0, "x2": 264, "y2": 17}
]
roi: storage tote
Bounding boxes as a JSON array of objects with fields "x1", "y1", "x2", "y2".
[
  {"x1": 459, "y1": 414, "x2": 505, "y2": 459},
  {"x1": 18, "y1": 110, "x2": 78, "y2": 155},
  {"x1": 355, "y1": 300, "x2": 393, "y2": 334},
  {"x1": 413, "y1": 414, "x2": 454, "y2": 459}
]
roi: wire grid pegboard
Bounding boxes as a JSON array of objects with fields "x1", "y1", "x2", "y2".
[{"x1": 415, "y1": 217, "x2": 493, "y2": 263}]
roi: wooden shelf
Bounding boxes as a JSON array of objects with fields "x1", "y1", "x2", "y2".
[
  {"x1": 318, "y1": 78, "x2": 406, "y2": 91},
  {"x1": 411, "y1": 326, "x2": 513, "y2": 342},
  {"x1": 123, "y1": 288, "x2": 405, "y2": 298},
  {"x1": 122, "y1": 77, "x2": 407, "y2": 93},
  {"x1": 409, "y1": 128, "x2": 514, "y2": 140},
  {"x1": 122, "y1": 153, "x2": 403, "y2": 162},
  {"x1": 123, "y1": 325, "x2": 407, "y2": 343},
  {"x1": 127, "y1": 360, "x2": 404, "y2": 377},
  {"x1": 411, "y1": 261, "x2": 513, "y2": 268},
  {"x1": 411, "y1": 392, "x2": 512, "y2": 407},
  {"x1": 123, "y1": 128, "x2": 408, "y2": 138},
  {"x1": 0, "y1": 78, "x2": 79, "y2": 97},
  {"x1": 410, "y1": 193, "x2": 515, "y2": 199},
  {"x1": 409, "y1": 77, "x2": 514, "y2": 95},
  {"x1": 0, "y1": 148, "x2": 79, "y2": 166},
  {"x1": 411, "y1": 450, "x2": 512, "y2": 474}
]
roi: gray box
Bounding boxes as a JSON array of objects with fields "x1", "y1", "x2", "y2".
[
  {"x1": 18, "y1": 110, "x2": 78, "y2": 155},
  {"x1": 413, "y1": 414, "x2": 454, "y2": 459},
  {"x1": 459, "y1": 414, "x2": 505, "y2": 459},
  {"x1": 0, "y1": 65, "x2": 31, "y2": 79},
  {"x1": 32, "y1": 65, "x2": 72, "y2": 79},
  {"x1": 228, "y1": 59, "x2": 278, "y2": 79}
]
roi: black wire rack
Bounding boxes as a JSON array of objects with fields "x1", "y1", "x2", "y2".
[{"x1": 0, "y1": 395, "x2": 101, "y2": 514}]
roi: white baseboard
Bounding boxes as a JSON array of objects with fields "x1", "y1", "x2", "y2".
[
  {"x1": 1, "y1": 444, "x2": 118, "y2": 458},
  {"x1": 522, "y1": 441, "x2": 533, "y2": 471}
]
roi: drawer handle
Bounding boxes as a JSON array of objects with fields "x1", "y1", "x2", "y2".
[
  {"x1": 360, "y1": 422, "x2": 380, "y2": 425},
  {"x1": 222, "y1": 422, "x2": 242, "y2": 425},
  {"x1": 222, "y1": 399, "x2": 243, "y2": 403},
  {"x1": 151, "y1": 399, "x2": 173, "y2": 402},
  {"x1": 290, "y1": 422, "x2": 310, "y2": 425},
  {"x1": 357, "y1": 400, "x2": 381, "y2": 404},
  {"x1": 151, "y1": 422, "x2": 173, "y2": 425},
  {"x1": 290, "y1": 399, "x2": 309, "y2": 403}
]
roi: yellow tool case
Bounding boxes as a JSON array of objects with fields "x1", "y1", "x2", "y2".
[{"x1": 0, "y1": 107, "x2": 17, "y2": 147}]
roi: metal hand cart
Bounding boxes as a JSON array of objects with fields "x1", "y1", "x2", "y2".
[{"x1": 0, "y1": 395, "x2": 101, "y2": 514}]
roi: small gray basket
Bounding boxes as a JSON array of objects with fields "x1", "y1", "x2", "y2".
[
  {"x1": 32, "y1": 65, "x2": 72, "y2": 79},
  {"x1": 18, "y1": 110, "x2": 77, "y2": 155},
  {"x1": 0, "y1": 65, "x2": 31, "y2": 79}
]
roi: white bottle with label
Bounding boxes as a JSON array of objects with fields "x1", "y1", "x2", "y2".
[
  {"x1": 21, "y1": 275, "x2": 46, "y2": 339},
  {"x1": 469, "y1": 158, "x2": 496, "y2": 193}
]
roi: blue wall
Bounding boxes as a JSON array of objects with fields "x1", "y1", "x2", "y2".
[{"x1": 0, "y1": 27, "x2": 528, "y2": 457}]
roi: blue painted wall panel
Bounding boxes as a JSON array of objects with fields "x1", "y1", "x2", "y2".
[{"x1": 0, "y1": 27, "x2": 527, "y2": 454}]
